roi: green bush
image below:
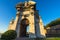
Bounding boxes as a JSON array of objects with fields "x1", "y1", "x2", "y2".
[
  {"x1": 46, "y1": 18, "x2": 60, "y2": 27},
  {"x1": 1, "y1": 30, "x2": 17, "y2": 40}
]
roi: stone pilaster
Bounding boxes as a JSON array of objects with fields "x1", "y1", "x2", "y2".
[
  {"x1": 28, "y1": 13, "x2": 36, "y2": 38},
  {"x1": 39, "y1": 18, "x2": 46, "y2": 38}
]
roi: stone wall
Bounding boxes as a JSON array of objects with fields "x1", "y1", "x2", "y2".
[{"x1": 46, "y1": 25, "x2": 60, "y2": 37}]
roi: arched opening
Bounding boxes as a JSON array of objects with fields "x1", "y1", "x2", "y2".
[{"x1": 19, "y1": 18, "x2": 29, "y2": 37}]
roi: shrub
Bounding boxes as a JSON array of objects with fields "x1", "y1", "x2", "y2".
[
  {"x1": 1, "y1": 30, "x2": 17, "y2": 40},
  {"x1": 46, "y1": 18, "x2": 60, "y2": 27}
]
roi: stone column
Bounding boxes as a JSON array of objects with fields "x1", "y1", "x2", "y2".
[
  {"x1": 34, "y1": 11, "x2": 46, "y2": 38},
  {"x1": 15, "y1": 7, "x2": 21, "y2": 37}
]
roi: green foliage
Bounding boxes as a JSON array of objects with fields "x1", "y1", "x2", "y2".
[
  {"x1": 1, "y1": 30, "x2": 17, "y2": 40},
  {"x1": 46, "y1": 18, "x2": 60, "y2": 27}
]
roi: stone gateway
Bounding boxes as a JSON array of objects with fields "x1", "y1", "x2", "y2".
[{"x1": 8, "y1": 0, "x2": 45, "y2": 38}]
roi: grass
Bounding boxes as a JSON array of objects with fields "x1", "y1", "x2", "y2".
[{"x1": 46, "y1": 37, "x2": 60, "y2": 40}]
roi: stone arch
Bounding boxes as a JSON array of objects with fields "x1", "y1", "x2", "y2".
[{"x1": 19, "y1": 18, "x2": 29, "y2": 37}]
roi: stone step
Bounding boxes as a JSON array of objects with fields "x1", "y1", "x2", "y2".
[
  {"x1": 15, "y1": 37, "x2": 35, "y2": 40},
  {"x1": 16, "y1": 38, "x2": 29, "y2": 40},
  {"x1": 16, "y1": 38, "x2": 46, "y2": 40}
]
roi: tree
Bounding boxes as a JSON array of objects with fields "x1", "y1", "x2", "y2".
[
  {"x1": 46, "y1": 18, "x2": 60, "y2": 27},
  {"x1": 1, "y1": 30, "x2": 17, "y2": 40}
]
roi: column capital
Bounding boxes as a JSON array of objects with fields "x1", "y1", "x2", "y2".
[{"x1": 16, "y1": 11, "x2": 20, "y2": 16}]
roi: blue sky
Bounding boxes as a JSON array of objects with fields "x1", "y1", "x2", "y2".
[{"x1": 0, "y1": 0, "x2": 60, "y2": 33}]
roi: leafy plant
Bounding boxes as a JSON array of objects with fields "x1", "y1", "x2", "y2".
[{"x1": 1, "y1": 30, "x2": 17, "y2": 40}]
